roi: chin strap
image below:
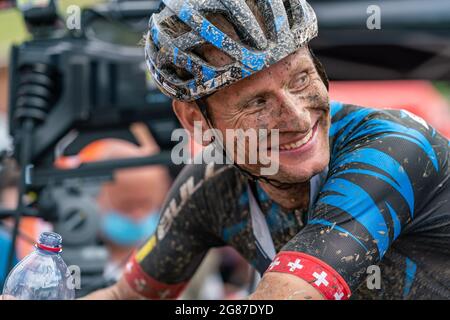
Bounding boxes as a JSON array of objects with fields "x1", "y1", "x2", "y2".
[{"x1": 195, "y1": 98, "x2": 300, "y2": 190}]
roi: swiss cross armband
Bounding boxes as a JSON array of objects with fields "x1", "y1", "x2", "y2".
[
  {"x1": 265, "y1": 251, "x2": 352, "y2": 300},
  {"x1": 124, "y1": 255, "x2": 187, "y2": 299}
]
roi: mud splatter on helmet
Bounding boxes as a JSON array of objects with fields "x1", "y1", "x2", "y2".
[{"x1": 145, "y1": 0, "x2": 319, "y2": 101}]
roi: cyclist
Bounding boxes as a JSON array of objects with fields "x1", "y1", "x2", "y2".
[{"x1": 67, "y1": 0, "x2": 450, "y2": 299}]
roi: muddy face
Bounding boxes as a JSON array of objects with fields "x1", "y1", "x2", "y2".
[{"x1": 206, "y1": 47, "x2": 331, "y2": 184}]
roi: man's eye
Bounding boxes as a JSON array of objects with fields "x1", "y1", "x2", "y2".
[
  {"x1": 247, "y1": 97, "x2": 267, "y2": 108},
  {"x1": 290, "y1": 72, "x2": 310, "y2": 91}
]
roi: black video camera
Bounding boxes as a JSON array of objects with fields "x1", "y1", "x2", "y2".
[{"x1": 9, "y1": 0, "x2": 178, "y2": 176}]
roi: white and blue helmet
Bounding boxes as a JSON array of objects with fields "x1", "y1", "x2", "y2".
[{"x1": 145, "y1": 0, "x2": 319, "y2": 101}]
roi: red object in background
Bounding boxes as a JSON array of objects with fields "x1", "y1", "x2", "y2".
[
  {"x1": 0, "y1": 0, "x2": 15, "y2": 10},
  {"x1": 329, "y1": 80, "x2": 450, "y2": 138}
]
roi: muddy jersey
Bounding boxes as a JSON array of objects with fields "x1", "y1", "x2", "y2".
[{"x1": 124, "y1": 102, "x2": 450, "y2": 300}]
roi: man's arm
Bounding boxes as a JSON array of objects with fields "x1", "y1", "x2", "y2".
[
  {"x1": 250, "y1": 273, "x2": 324, "y2": 300},
  {"x1": 81, "y1": 276, "x2": 144, "y2": 300},
  {"x1": 81, "y1": 263, "x2": 324, "y2": 300}
]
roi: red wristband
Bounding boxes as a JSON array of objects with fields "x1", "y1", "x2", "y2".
[
  {"x1": 265, "y1": 251, "x2": 351, "y2": 300},
  {"x1": 124, "y1": 255, "x2": 187, "y2": 299}
]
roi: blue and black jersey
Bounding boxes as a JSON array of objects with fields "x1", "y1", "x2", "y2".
[
  {"x1": 124, "y1": 102, "x2": 450, "y2": 299},
  {"x1": 280, "y1": 102, "x2": 450, "y2": 299}
]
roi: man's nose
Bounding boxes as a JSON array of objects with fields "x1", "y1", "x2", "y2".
[{"x1": 275, "y1": 91, "x2": 311, "y2": 131}]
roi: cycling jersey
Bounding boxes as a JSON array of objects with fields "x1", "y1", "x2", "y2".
[{"x1": 124, "y1": 102, "x2": 450, "y2": 300}]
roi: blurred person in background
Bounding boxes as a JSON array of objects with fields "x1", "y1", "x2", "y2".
[
  {"x1": 57, "y1": 135, "x2": 172, "y2": 282},
  {"x1": 96, "y1": 140, "x2": 171, "y2": 281}
]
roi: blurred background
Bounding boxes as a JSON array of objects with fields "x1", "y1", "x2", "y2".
[{"x1": 0, "y1": 0, "x2": 449, "y2": 299}]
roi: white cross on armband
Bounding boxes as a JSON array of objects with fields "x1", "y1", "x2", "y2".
[
  {"x1": 134, "y1": 278, "x2": 147, "y2": 292},
  {"x1": 287, "y1": 259, "x2": 304, "y2": 272},
  {"x1": 269, "y1": 258, "x2": 281, "y2": 270},
  {"x1": 313, "y1": 271, "x2": 329, "y2": 287}
]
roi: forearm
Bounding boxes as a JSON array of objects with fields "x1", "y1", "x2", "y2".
[
  {"x1": 248, "y1": 273, "x2": 324, "y2": 300},
  {"x1": 81, "y1": 276, "x2": 145, "y2": 300}
]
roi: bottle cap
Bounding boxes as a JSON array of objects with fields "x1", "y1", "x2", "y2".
[{"x1": 36, "y1": 232, "x2": 63, "y2": 253}]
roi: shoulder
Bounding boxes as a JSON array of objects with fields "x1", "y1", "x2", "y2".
[
  {"x1": 329, "y1": 101, "x2": 448, "y2": 167},
  {"x1": 325, "y1": 101, "x2": 449, "y2": 221},
  {"x1": 163, "y1": 148, "x2": 248, "y2": 217},
  {"x1": 329, "y1": 101, "x2": 444, "y2": 141},
  {"x1": 172, "y1": 160, "x2": 245, "y2": 197},
  {"x1": 156, "y1": 156, "x2": 247, "y2": 240}
]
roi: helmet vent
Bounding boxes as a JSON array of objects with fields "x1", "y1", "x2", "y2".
[
  {"x1": 203, "y1": 11, "x2": 240, "y2": 42},
  {"x1": 162, "y1": 64, "x2": 194, "y2": 82},
  {"x1": 190, "y1": 43, "x2": 234, "y2": 68},
  {"x1": 160, "y1": 15, "x2": 192, "y2": 38},
  {"x1": 203, "y1": 4, "x2": 268, "y2": 50},
  {"x1": 244, "y1": 0, "x2": 270, "y2": 41},
  {"x1": 283, "y1": 0, "x2": 295, "y2": 29}
]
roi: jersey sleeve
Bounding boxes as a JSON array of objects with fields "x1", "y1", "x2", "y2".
[
  {"x1": 265, "y1": 103, "x2": 449, "y2": 300},
  {"x1": 123, "y1": 162, "x2": 226, "y2": 299}
]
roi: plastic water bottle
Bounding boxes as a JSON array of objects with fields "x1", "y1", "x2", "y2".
[{"x1": 2, "y1": 232, "x2": 75, "y2": 300}]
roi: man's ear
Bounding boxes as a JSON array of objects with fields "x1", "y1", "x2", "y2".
[{"x1": 172, "y1": 100, "x2": 209, "y2": 146}]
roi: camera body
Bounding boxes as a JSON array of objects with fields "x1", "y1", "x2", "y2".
[{"x1": 9, "y1": 2, "x2": 176, "y2": 170}]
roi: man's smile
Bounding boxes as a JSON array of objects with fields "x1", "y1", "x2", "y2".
[{"x1": 278, "y1": 121, "x2": 319, "y2": 152}]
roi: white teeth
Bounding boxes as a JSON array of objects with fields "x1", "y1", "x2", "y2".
[{"x1": 279, "y1": 130, "x2": 313, "y2": 151}]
